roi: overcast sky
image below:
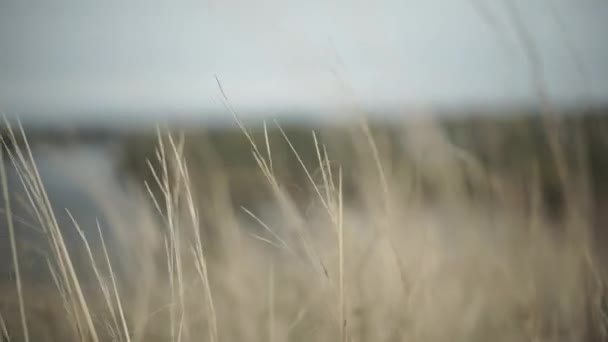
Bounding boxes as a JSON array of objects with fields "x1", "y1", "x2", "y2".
[{"x1": 0, "y1": 0, "x2": 607, "y2": 123}]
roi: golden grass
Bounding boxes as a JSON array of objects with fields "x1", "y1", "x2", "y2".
[{"x1": 0, "y1": 115, "x2": 606, "y2": 341}]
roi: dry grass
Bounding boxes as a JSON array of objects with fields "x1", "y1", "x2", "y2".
[{"x1": 0, "y1": 115, "x2": 607, "y2": 342}]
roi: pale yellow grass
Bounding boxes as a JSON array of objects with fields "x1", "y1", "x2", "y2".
[{"x1": 0, "y1": 116, "x2": 606, "y2": 342}]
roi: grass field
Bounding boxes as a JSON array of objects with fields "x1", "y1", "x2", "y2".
[{"x1": 0, "y1": 111, "x2": 608, "y2": 341}]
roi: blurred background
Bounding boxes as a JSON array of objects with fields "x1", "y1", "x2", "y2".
[
  {"x1": 1, "y1": 0, "x2": 607, "y2": 276},
  {"x1": 1, "y1": 0, "x2": 607, "y2": 279}
]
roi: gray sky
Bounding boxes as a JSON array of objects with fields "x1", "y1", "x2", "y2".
[{"x1": 1, "y1": 0, "x2": 607, "y2": 123}]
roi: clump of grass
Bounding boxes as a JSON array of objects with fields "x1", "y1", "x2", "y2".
[{"x1": 0, "y1": 114, "x2": 607, "y2": 342}]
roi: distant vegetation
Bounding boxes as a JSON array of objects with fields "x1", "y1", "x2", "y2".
[{"x1": 115, "y1": 110, "x2": 608, "y2": 220}]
